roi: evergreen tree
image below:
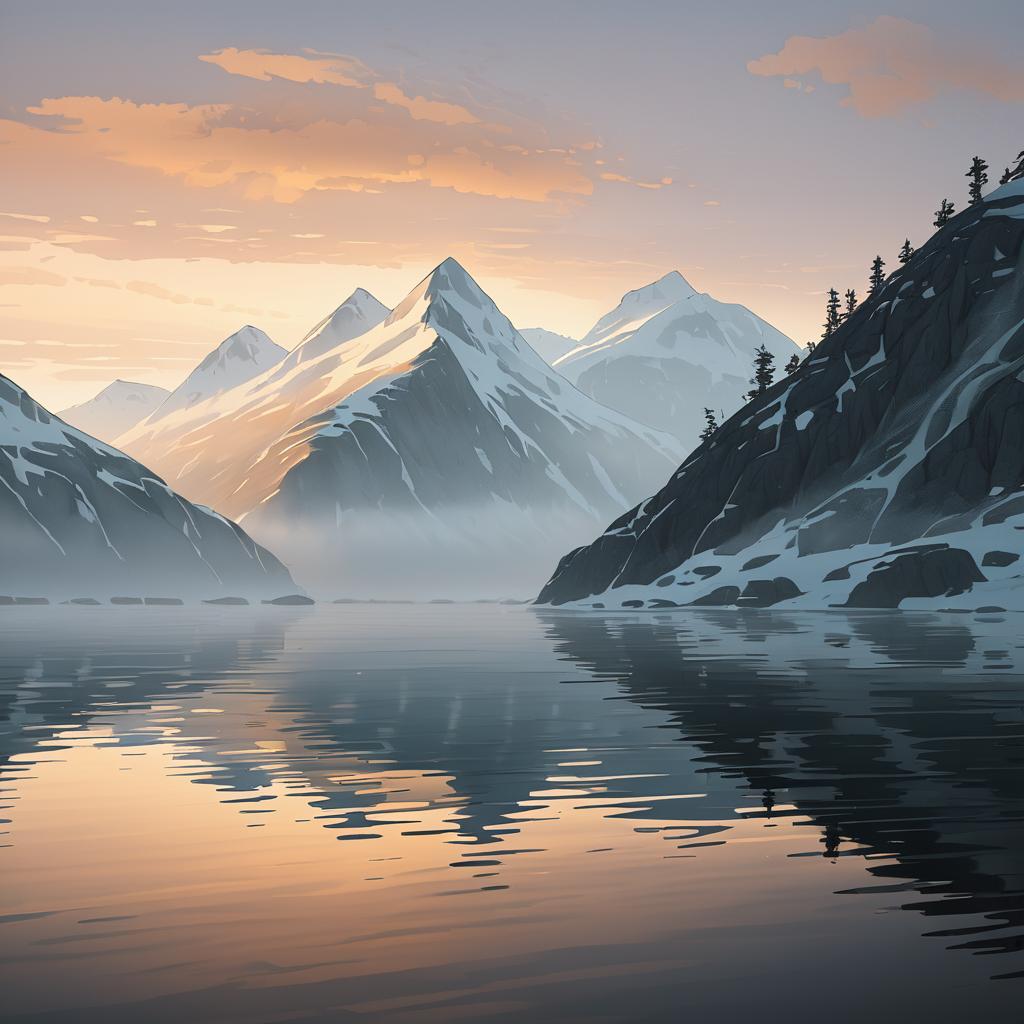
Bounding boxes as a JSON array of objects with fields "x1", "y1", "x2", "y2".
[
  {"x1": 844, "y1": 288, "x2": 857, "y2": 318},
  {"x1": 1002, "y1": 150, "x2": 1024, "y2": 184},
  {"x1": 806, "y1": 340, "x2": 816, "y2": 353},
  {"x1": 700, "y1": 407, "x2": 718, "y2": 440},
  {"x1": 785, "y1": 353, "x2": 800, "y2": 374},
  {"x1": 898, "y1": 238, "x2": 914, "y2": 264},
  {"x1": 869, "y1": 255, "x2": 885, "y2": 295},
  {"x1": 746, "y1": 344, "x2": 775, "y2": 401},
  {"x1": 933, "y1": 198, "x2": 955, "y2": 227},
  {"x1": 966, "y1": 156, "x2": 989, "y2": 205},
  {"x1": 821, "y1": 288, "x2": 841, "y2": 341}
]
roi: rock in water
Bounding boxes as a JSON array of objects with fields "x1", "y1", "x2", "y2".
[{"x1": 538, "y1": 180, "x2": 1024, "y2": 611}]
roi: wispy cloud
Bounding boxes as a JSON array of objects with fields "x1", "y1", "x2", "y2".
[
  {"x1": 199, "y1": 47, "x2": 372, "y2": 89},
  {"x1": 599, "y1": 172, "x2": 673, "y2": 190},
  {"x1": 748, "y1": 16, "x2": 1024, "y2": 117}
]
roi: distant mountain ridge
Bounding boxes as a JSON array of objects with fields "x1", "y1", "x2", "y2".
[
  {"x1": 538, "y1": 180, "x2": 1024, "y2": 611},
  {"x1": 145, "y1": 325, "x2": 286, "y2": 423},
  {"x1": 519, "y1": 327, "x2": 578, "y2": 365},
  {"x1": 554, "y1": 270, "x2": 799, "y2": 447},
  {"x1": 59, "y1": 379, "x2": 169, "y2": 443},
  {"x1": 117, "y1": 258, "x2": 685, "y2": 597}
]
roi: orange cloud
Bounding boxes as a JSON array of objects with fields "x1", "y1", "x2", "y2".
[
  {"x1": 15, "y1": 95, "x2": 591, "y2": 204},
  {"x1": 748, "y1": 16, "x2": 1024, "y2": 117},
  {"x1": 199, "y1": 47, "x2": 371, "y2": 88},
  {"x1": 0, "y1": 266, "x2": 66, "y2": 286},
  {"x1": 372, "y1": 82, "x2": 479, "y2": 126}
]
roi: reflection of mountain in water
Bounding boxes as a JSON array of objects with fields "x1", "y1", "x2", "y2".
[
  {"x1": 2, "y1": 607, "x2": 1024, "y2": 973},
  {"x1": 539, "y1": 610, "x2": 1024, "y2": 970}
]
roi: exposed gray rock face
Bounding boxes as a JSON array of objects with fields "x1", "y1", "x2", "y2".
[
  {"x1": 0, "y1": 374, "x2": 294, "y2": 599},
  {"x1": 538, "y1": 181, "x2": 1024, "y2": 610},
  {"x1": 843, "y1": 546, "x2": 984, "y2": 609}
]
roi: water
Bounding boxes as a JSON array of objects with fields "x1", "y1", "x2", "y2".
[{"x1": 1, "y1": 604, "x2": 1023, "y2": 1023}]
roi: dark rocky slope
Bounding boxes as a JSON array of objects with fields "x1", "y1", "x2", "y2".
[
  {"x1": 0, "y1": 374, "x2": 295, "y2": 599},
  {"x1": 538, "y1": 181, "x2": 1024, "y2": 609}
]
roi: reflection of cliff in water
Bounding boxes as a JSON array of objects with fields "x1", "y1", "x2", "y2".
[
  {"x1": 3, "y1": 606, "x2": 1024, "y2": 973},
  {"x1": 538, "y1": 609, "x2": 1024, "y2": 971}
]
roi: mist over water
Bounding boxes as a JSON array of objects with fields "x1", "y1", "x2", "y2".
[
  {"x1": 245, "y1": 503, "x2": 613, "y2": 600},
  {"x1": 1, "y1": 604, "x2": 1023, "y2": 1022}
]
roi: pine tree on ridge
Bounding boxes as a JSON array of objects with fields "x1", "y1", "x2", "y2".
[
  {"x1": 933, "y1": 199, "x2": 955, "y2": 227},
  {"x1": 869, "y1": 255, "x2": 886, "y2": 295},
  {"x1": 966, "y1": 156, "x2": 989, "y2": 205}
]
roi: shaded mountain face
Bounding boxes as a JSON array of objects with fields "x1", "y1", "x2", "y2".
[
  {"x1": 518, "y1": 327, "x2": 578, "y2": 365},
  {"x1": 539, "y1": 180, "x2": 1024, "y2": 611},
  {"x1": 142, "y1": 325, "x2": 286, "y2": 425},
  {"x1": 58, "y1": 380, "x2": 169, "y2": 444},
  {"x1": 118, "y1": 259, "x2": 684, "y2": 597},
  {"x1": 0, "y1": 374, "x2": 294, "y2": 599},
  {"x1": 555, "y1": 270, "x2": 799, "y2": 447}
]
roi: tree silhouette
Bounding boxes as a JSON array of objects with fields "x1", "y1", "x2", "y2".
[
  {"x1": 821, "y1": 288, "x2": 841, "y2": 342},
  {"x1": 898, "y1": 239, "x2": 915, "y2": 264},
  {"x1": 869, "y1": 255, "x2": 886, "y2": 295},
  {"x1": 1001, "y1": 150, "x2": 1024, "y2": 185},
  {"x1": 700, "y1": 407, "x2": 718, "y2": 440},
  {"x1": 966, "y1": 156, "x2": 989, "y2": 205},
  {"x1": 785, "y1": 353, "x2": 800, "y2": 375},
  {"x1": 844, "y1": 288, "x2": 857, "y2": 319},
  {"x1": 933, "y1": 198, "x2": 955, "y2": 227},
  {"x1": 746, "y1": 345, "x2": 775, "y2": 401}
]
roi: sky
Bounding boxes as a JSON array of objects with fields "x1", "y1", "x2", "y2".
[{"x1": 1, "y1": 0, "x2": 1022, "y2": 408}]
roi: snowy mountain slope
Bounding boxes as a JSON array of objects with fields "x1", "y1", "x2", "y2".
[
  {"x1": 59, "y1": 380, "x2": 169, "y2": 443},
  {"x1": 0, "y1": 374, "x2": 294, "y2": 599},
  {"x1": 270, "y1": 288, "x2": 390, "y2": 378},
  {"x1": 538, "y1": 180, "x2": 1024, "y2": 611},
  {"x1": 519, "y1": 327, "x2": 578, "y2": 365},
  {"x1": 145, "y1": 325, "x2": 286, "y2": 423},
  {"x1": 554, "y1": 271, "x2": 799, "y2": 446},
  {"x1": 119, "y1": 259, "x2": 686, "y2": 596}
]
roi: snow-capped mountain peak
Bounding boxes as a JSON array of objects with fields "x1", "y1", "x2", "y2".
[
  {"x1": 576, "y1": 270, "x2": 697, "y2": 350},
  {"x1": 118, "y1": 257, "x2": 686, "y2": 597},
  {"x1": 59, "y1": 379, "x2": 170, "y2": 443},
  {"x1": 284, "y1": 287, "x2": 390, "y2": 370},
  {"x1": 553, "y1": 270, "x2": 798, "y2": 447},
  {"x1": 145, "y1": 325, "x2": 286, "y2": 424}
]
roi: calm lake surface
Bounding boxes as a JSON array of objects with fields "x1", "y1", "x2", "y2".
[{"x1": 2, "y1": 604, "x2": 1023, "y2": 1023}]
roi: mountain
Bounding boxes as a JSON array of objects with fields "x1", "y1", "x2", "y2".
[
  {"x1": 59, "y1": 380, "x2": 169, "y2": 443},
  {"x1": 538, "y1": 180, "x2": 1024, "y2": 611},
  {"x1": 118, "y1": 258, "x2": 685, "y2": 598},
  {"x1": 519, "y1": 327, "x2": 578, "y2": 365},
  {"x1": 144, "y1": 325, "x2": 286, "y2": 424},
  {"x1": 554, "y1": 270, "x2": 800, "y2": 447},
  {"x1": 275, "y1": 288, "x2": 390, "y2": 374},
  {"x1": 0, "y1": 374, "x2": 294, "y2": 599}
]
